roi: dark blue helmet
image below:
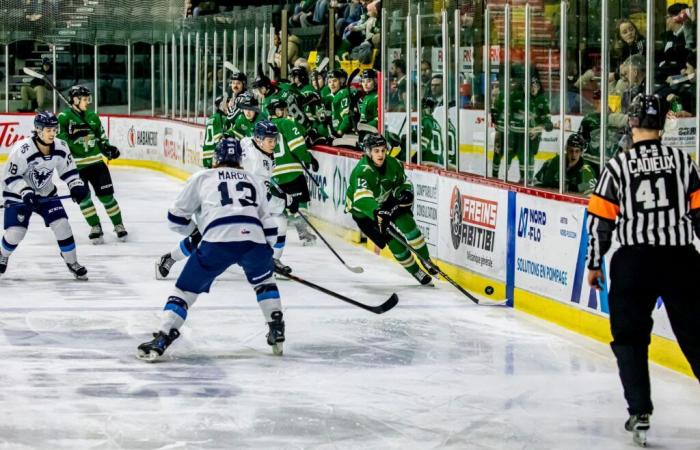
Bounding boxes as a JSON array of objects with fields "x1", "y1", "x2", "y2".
[
  {"x1": 254, "y1": 120, "x2": 278, "y2": 141},
  {"x1": 213, "y1": 137, "x2": 243, "y2": 167},
  {"x1": 34, "y1": 111, "x2": 58, "y2": 130}
]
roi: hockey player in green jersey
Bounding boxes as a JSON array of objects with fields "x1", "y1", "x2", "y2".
[
  {"x1": 267, "y1": 98, "x2": 319, "y2": 246},
  {"x1": 346, "y1": 133, "x2": 434, "y2": 285},
  {"x1": 290, "y1": 66, "x2": 329, "y2": 145},
  {"x1": 326, "y1": 69, "x2": 352, "y2": 137},
  {"x1": 534, "y1": 133, "x2": 597, "y2": 195},
  {"x1": 58, "y1": 85, "x2": 127, "y2": 244},
  {"x1": 417, "y1": 97, "x2": 446, "y2": 168},
  {"x1": 492, "y1": 76, "x2": 553, "y2": 182},
  {"x1": 357, "y1": 69, "x2": 379, "y2": 139},
  {"x1": 202, "y1": 95, "x2": 230, "y2": 168},
  {"x1": 229, "y1": 93, "x2": 264, "y2": 139},
  {"x1": 253, "y1": 74, "x2": 306, "y2": 126}
]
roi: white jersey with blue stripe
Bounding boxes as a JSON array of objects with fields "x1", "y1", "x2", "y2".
[
  {"x1": 168, "y1": 166, "x2": 277, "y2": 245},
  {"x1": 2, "y1": 136, "x2": 83, "y2": 203},
  {"x1": 240, "y1": 137, "x2": 274, "y2": 182}
]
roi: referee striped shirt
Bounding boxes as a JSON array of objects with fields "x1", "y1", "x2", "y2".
[{"x1": 586, "y1": 139, "x2": 700, "y2": 269}]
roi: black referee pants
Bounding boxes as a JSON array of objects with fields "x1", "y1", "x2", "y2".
[{"x1": 608, "y1": 245, "x2": 700, "y2": 415}]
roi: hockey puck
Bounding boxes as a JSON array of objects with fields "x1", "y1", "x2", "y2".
[{"x1": 484, "y1": 286, "x2": 494, "y2": 295}]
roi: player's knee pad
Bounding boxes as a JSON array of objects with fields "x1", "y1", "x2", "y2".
[
  {"x1": 2, "y1": 226, "x2": 27, "y2": 251},
  {"x1": 172, "y1": 287, "x2": 199, "y2": 308},
  {"x1": 49, "y1": 218, "x2": 74, "y2": 240},
  {"x1": 97, "y1": 194, "x2": 115, "y2": 205}
]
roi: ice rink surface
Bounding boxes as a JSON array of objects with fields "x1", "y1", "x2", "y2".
[{"x1": 0, "y1": 167, "x2": 698, "y2": 449}]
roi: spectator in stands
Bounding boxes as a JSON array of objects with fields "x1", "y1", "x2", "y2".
[
  {"x1": 534, "y1": 133, "x2": 597, "y2": 195},
  {"x1": 289, "y1": 0, "x2": 316, "y2": 28},
  {"x1": 272, "y1": 31, "x2": 302, "y2": 78},
  {"x1": 657, "y1": 3, "x2": 694, "y2": 85},
  {"x1": 420, "y1": 60, "x2": 432, "y2": 95},
  {"x1": 611, "y1": 19, "x2": 646, "y2": 73},
  {"x1": 388, "y1": 58, "x2": 407, "y2": 112},
  {"x1": 191, "y1": 0, "x2": 218, "y2": 17},
  {"x1": 336, "y1": 0, "x2": 364, "y2": 37},
  {"x1": 19, "y1": 58, "x2": 52, "y2": 112},
  {"x1": 430, "y1": 74, "x2": 444, "y2": 107},
  {"x1": 312, "y1": 0, "x2": 330, "y2": 25}
]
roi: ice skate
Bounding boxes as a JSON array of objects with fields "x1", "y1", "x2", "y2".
[
  {"x1": 114, "y1": 224, "x2": 128, "y2": 242},
  {"x1": 66, "y1": 261, "x2": 88, "y2": 281},
  {"x1": 412, "y1": 268, "x2": 433, "y2": 286},
  {"x1": 0, "y1": 255, "x2": 9, "y2": 276},
  {"x1": 89, "y1": 224, "x2": 104, "y2": 244},
  {"x1": 273, "y1": 258, "x2": 292, "y2": 276},
  {"x1": 156, "y1": 253, "x2": 176, "y2": 279},
  {"x1": 137, "y1": 328, "x2": 180, "y2": 362},
  {"x1": 266, "y1": 311, "x2": 285, "y2": 356},
  {"x1": 625, "y1": 414, "x2": 650, "y2": 447}
]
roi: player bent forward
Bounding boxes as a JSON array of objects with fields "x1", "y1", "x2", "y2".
[
  {"x1": 345, "y1": 133, "x2": 436, "y2": 285},
  {"x1": 1, "y1": 112, "x2": 90, "y2": 279},
  {"x1": 138, "y1": 137, "x2": 285, "y2": 360}
]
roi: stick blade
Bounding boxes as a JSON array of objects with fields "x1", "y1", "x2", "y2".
[
  {"x1": 22, "y1": 66, "x2": 45, "y2": 79},
  {"x1": 370, "y1": 293, "x2": 398, "y2": 314},
  {"x1": 223, "y1": 61, "x2": 240, "y2": 73},
  {"x1": 346, "y1": 265, "x2": 364, "y2": 274}
]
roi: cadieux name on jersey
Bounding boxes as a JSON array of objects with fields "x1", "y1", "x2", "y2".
[
  {"x1": 627, "y1": 155, "x2": 675, "y2": 174},
  {"x1": 218, "y1": 170, "x2": 249, "y2": 181}
]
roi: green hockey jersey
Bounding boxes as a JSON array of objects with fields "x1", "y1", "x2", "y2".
[
  {"x1": 57, "y1": 108, "x2": 111, "y2": 169},
  {"x1": 345, "y1": 155, "x2": 413, "y2": 219},
  {"x1": 329, "y1": 87, "x2": 352, "y2": 135},
  {"x1": 358, "y1": 90, "x2": 378, "y2": 129},
  {"x1": 270, "y1": 117, "x2": 312, "y2": 185},
  {"x1": 534, "y1": 155, "x2": 597, "y2": 195},
  {"x1": 230, "y1": 112, "x2": 263, "y2": 139},
  {"x1": 202, "y1": 111, "x2": 229, "y2": 168}
]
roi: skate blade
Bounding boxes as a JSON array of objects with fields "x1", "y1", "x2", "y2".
[
  {"x1": 74, "y1": 274, "x2": 89, "y2": 281},
  {"x1": 90, "y1": 237, "x2": 104, "y2": 245},
  {"x1": 633, "y1": 430, "x2": 647, "y2": 447},
  {"x1": 301, "y1": 240, "x2": 316, "y2": 247},
  {"x1": 155, "y1": 261, "x2": 168, "y2": 280},
  {"x1": 137, "y1": 349, "x2": 161, "y2": 362},
  {"x1": 271, "y1": 342, "x2": 283, "y2": 356},
  {"x1": 116, "y1": 235, "x2": 128, "y2": 243}
]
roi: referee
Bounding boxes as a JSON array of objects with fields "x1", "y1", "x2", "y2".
[{"x1": 586, "y1": 94, "x2": 700, "y2": 447}]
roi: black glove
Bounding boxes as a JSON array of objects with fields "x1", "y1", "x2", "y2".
[
  {"x1": 189, "y1": 228, "x2": 202, "y2": 248},
  {"x1": 22, "y1": 190, "x2": 39, "y2": 210},
  {"x1": 308, "y1": 154, "x2": 319, "y2": 172},
  {"x1": 286, "y1": 192, "x2": 300, "y2": 214},
  {"x1": 396, "y1": 190, "x2": 414, "y2": 208},
  {"x1": 375, "y1": 207, "x2": 397, "y2": 235},
  {"x1": 102, "y1": 144, "x2": 120, "y2": 160},
  {"x1": 68, "y1": 122, "x2": 91, "y2": 139},
  {"x1": 70, "y1": 184, "x2": 89, "y2": 203}
]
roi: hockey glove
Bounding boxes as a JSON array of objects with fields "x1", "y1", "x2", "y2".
[
  {"x1": 375, "y1": 205, "x2": 399, "y2": 235},
  {"x1": 286, "y1": 192, "x2": 301, "y2": 214},
  {"x1": 68, "y1": 123, "x2": 91, "y2": 140},
  {"x1": 396, "y1": 190, "x2": 414, "y2": 209},
  {"x1": 308, "y1": 154, "x2": 319, "y2": 172},
  {"x1": 21, "y1": 190, "x2": 39, "y2": 210},
  {"x1": 189, "y1": 228, "x2": 202, "y2": 248},
  {"x1": 70, "y1": 184, "x2": 89, "y2": 203},
  {"x1": 102, "y1": 144, "x2": 121, "y2": 160}
]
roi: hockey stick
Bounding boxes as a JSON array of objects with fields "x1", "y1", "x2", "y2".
[
  {"x1": 386, "y1": 225, "x2": 508, "y2": 306},
  {"x1": 0, "y1": 194, "x2": 72, "y2": 209},
  {"x1": 223, "y1": 61, "x2": 240, "y2": 74},
  {"x1": 22, "y1": 67, "x2": 115, "y2": 155},
  {"x1": 297, "y1": 211, "x2": 364, "y2": 273},
  {"x1": 275, "y1": 267, "x2": 397, "y2": 314}
]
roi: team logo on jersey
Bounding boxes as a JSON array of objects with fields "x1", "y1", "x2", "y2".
[{"x1": 29, "y1": 166, "x2": 53, "y2": 189}]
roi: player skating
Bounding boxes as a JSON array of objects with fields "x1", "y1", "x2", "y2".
[
  {"x1": 155, "y1": 121, "x2": 289, "y2": 277},
  {"x1": 58, "y1": 85, "x2": 127, "y2": 244},
  {"x1": 345, "y1": 133, "x2": 434, "y2": 285},
  {"x1": 139, "y1": 137, "x2": 284, "y2": 360},
  {"x1": 1, "y1": 112, "x2": 89, "y2": 279}
]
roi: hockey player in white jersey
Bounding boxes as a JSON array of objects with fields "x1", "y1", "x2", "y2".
[
  {"x1": 155, "y1": 120, "x2": 291, "y2": 277},
  {"x1": 138, "y1": 137, "x2": 285, "y2": 360},
  {"x1": 1, "y1": 112, "x2": 90, "y2": 279}
]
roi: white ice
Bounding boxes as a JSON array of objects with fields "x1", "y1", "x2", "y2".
[{"x1": 0, "y1": 167, "x2": 698, "y2": 449}]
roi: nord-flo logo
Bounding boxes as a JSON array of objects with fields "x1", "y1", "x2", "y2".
[{"x1": 517, "y1": 207, "x2": 547, "y2": 241}]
